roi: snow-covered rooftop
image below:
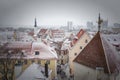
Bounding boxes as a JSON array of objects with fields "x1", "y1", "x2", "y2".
[
  {"x1": 31, "y1": 42, "x2": 58, "y2": 59},
  {"x1": 102, "y1": 34, "x2": 120, "y2": 45},
  {"x1": 6, "y1": 42, "x2": 32, "y2": 49},
  {"x1": 1, "y1": 42, "x2": 58, "y2": 60},
  {"x1": 17, "y1": 63, "x2": 52, "y2": 80}
]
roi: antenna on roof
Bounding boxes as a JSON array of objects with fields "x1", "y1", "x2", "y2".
[{"x1": 97, "y1": 13, "x2": 103, "y2": 32}]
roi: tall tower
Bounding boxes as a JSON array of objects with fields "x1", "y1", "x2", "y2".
[
  {"x1": 97, "y1": 13, "x2": 103, "y2": 32},
  {"x1": 34, "y1": 18, "x2": 37, "y2": 27},
  {"x1": 67, "y1": 21, "x2": 73, "y2": 31},
  {"x1": 34, "y1": 18, "x2": 38, "y2": 36}
]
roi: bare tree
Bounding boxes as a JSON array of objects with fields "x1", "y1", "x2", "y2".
[{"x1": 0, "y1": 50, "x2": 24, "y2": 80}]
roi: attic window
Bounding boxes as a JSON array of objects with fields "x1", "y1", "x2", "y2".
[
  {"x1": 85, "y1": 39, "x2": 88, "y2": 43},
  {"x1": 114, "y1": 39, "x2": 117, "y2": 41},
  {"x1": 80, "y1": 46, "x2": 82, "y2": 49},
  {"x1": 35, "y1": 51, "x2": 39, "y2": 55},
  {"x1": 107, "y1": 39, "x2": 110, "y2": 41},
  {"x1": 115, "y1": 45, "x2": 119, "y2": 47},
  {"x1": 74, "y1": 53, "x2": 77, "y2": 56}
]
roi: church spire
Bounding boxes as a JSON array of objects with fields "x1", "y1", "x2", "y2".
[
  {"x1": 97, "y1": 13, "x2": 103, "y2": 32},
  {"x1": 34, "y1": 18, "x2": 37, "y2": 27}
]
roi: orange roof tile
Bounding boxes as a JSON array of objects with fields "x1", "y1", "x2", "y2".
[
  {"x1": 39, "y1": 29, "x2": 47, "y2": 34},
  {"x1": 71, "y1": 29, "x2": 85, "y2": 47},
  {"x1": 74, "y1": 32, "x2": 109, "y2": 73},
  {"x1": 76, "y1": 29, "x2": 85, "y2": 39}
]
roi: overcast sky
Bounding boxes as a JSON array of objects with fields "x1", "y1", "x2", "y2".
[{"x1": 0, "y1": 0, "x2": 120, "y2": 26}]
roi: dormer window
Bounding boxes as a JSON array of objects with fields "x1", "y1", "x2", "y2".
[
  {"x1": 35, "y1": 51, "x2": 39, "y2": 55},
  {"x1": 74, "y1": 53, "x2": 77, "y2": 56},
  {"x1": 85, "y1": 39, "x2": 88, "y2": 43},
  {"x1": 80, "y1": 46, "x2": 82, "y2": 49},
  {"x1": 107, "y1": 39, "x2": 110, "y2": 41},
  {"x1": 114, "y1": 39, "x2": 117, "y2": 41}
]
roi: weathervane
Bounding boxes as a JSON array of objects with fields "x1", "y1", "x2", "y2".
[{"x1": 97, "y1": 13, "x2": 103, "y2": 32}]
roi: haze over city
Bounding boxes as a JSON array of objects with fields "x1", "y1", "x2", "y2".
[
  {"x1": 0, "y1": 0, "x2": 120, "y2": 27},
  {"x1": 0, "y1": 1, "x2": 120, "y2": 80}
]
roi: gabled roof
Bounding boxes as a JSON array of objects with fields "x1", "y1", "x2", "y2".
[
  {"x1": 74, "y1": 32, "x2": 120, "y2": 73},
  {"x1": 3, "y1": 42, "x2": 58, "y2": 60},
  {"x1": 71, "y1": 29, "x2": 85, "y2": 47},
  {"x1": 31, "y1": 42, "x2": 58, "y2": 59},
  {"x1": 39, "y1": 29, "x2": 48, "y2": 35},
  {"x1": 51, "y1": 29, "x2": 64, "y2": 33},
  {"x1": 73, "y1": 32, "x2": 109, "y2": 73},
  {"x1": 28, "y1": 31, "x2": 34, "y2": 36}
]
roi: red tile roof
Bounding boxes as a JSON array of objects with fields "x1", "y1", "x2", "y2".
[
  {"x1": 39, "y1": 29, "x2": 47, "y2": 35},
  {"x1": 28, "y1": 31, "x2": 34, "y2": 36},
  {"x1": 76, "y1": 29, "x2": 85, "y2": 39},
  {"x1": 71, "y1": 29, "x2": 85, "y2": 47},
  {"x1": 73, "y1": 32, "x2": 109, "y2": 73}
]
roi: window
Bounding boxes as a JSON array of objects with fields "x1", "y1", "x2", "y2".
[
  {"x1": 96, "y1": 67, "x2": 104, "y2": 80},
  {"x1": 107, "y1": 39, "x2": 110, "y2": 41},
  {"x1": 74, "y1": 53, "x2": 77, "y2": 56},
  {"x1": 9, "y1": 76, "x2": 12, "y2": 80},
  {"x1": 114, "y1": 39, "x2": 117, "y2": 41},
  {"x1": 37, "y1": 34, "x2": 41, "y2": 38},
  {"x1": 35, "y1": 51, "x2": 39, "y2": 55},
  {"x1": 8, "y1": 69, "x2": 12, "y2": 73},
  {"x1": 24, "y1": 60, "x2": 27, "y2": 65},
  {"x1": 0, "y1": 61, "x2": 2, "y2": 65},
  {"x1": 80, "y1": 46, "x2": 82, "y2": 49},
  {"x1": 85, "y1": 39, "x2": 88, "y2": 43},
  {"x1": 38, "y1": 60, "x2": 41, "y2": 64},
  {"x1": 31, "y1": 59, "x2": 34, "y2": 63},
  {"x1": 115, "y1": 45, "x2": 119, "y2": 47},
  {"x1": 46, "y1": 60, "x2": 50, "y2": 64},
  {"x1": 16, "y1": 60, "x2": 22, "y2": 66}
]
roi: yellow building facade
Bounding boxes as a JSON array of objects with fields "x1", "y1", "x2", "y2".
[
  {"x1": 69, "y1": 31, "x2": 91, "y2": 75},
  {"x1": 0, "y1": 58, "x2": 57, "y2": 80}
]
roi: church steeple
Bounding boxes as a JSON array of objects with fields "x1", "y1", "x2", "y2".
[
  {"x1": 97, "y1": 13, "x2": 103, "y2": 32},
  {"x1": 34, "y1": 18, "x2": 37, "y2": 27}
]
